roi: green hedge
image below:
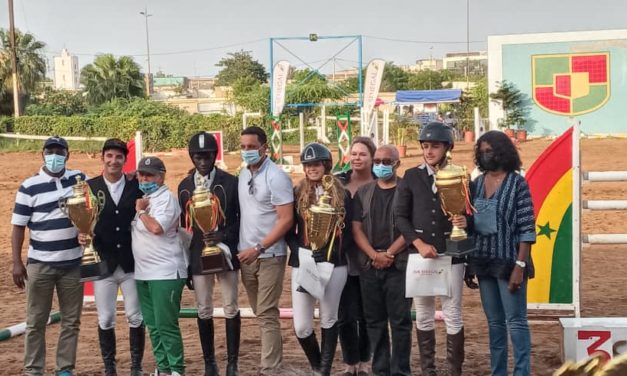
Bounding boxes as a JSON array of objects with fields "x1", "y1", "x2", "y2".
[{"x1": 12, "y1": 115, "x2": 243, "y2": 152}]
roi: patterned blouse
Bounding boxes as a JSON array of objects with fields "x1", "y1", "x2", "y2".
[{"x1": 467, "y1": 172, "x2": 537, "y2": 279}]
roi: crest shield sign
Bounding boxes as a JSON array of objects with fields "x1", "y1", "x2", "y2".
[{"x1": 532, "y1": 52, "x2": 609, "y2": 116}]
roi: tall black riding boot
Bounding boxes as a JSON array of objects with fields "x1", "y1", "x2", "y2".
[
  {"x1": 98, "y1": 327, "x2": 117, "y2": 376},
  {"x1": 297, "y1": 332, "x2": 322, "y2": 372},
  {"x1": 129, "y1": 324, "x2": 145, "y2": 376},
  {"x1": 447, "y1": 327, "x2": 464, "y2": 376},
  {"x1": 320, "y1": 324, "x2": 339, "y2": 376},
  {"x1": 198, "y1": 317, "x2": 220, "y2": 376},
  {"x1": 225, "y1": 312, "x2": 241, "y2": 376},
  {"x1": 417, "y1": 329, "x2": 437, "y2": 376}
]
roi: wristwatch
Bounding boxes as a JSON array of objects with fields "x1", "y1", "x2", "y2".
[
  {"x1": 254, "y1": 243, "x2": 266, "y2": 254},
  {"x1": 137, "y1": 210, "x2": 147, "y2": 218},
  {"x1": 515, "y1": 260, "x2": 527, "y2": 268}
]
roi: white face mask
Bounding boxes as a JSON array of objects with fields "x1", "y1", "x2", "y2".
[{"x1": 44, "y1": 154, "x2": 66, "y2": 173}]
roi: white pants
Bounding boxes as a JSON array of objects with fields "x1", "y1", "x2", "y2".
[
  {"x1": 414, "y1": 263, "x2": 465, "y2": 335},
  {"x1": 291, "y1": 265, "x2": 348, "y2": 338},
  {"x1": 193, "y1": 270, "x2": 239, "y2": 320},
  {"x1": 94, "y1": 266, "x2": 143, "y2": 330}
]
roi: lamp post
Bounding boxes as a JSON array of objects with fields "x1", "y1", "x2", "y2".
[
  {"x1": 466, "y1": 0, "x2": 470, "y2": 90},
  {"x1": 140, "y1": 8, "x2": 152, "y2": 96},
  {"x1": 8, "y1": 0, "x2": 20, "y2": 117}
]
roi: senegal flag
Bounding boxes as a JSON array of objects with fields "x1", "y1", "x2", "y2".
[{"x1": 526, "y1": 127, "x2": 573, "y2": 304}]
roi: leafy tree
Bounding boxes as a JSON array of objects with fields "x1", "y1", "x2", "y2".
[
  {"x1": 89, "y1": 97, "x2": 187, "y2": 118},
  {"x1": 380, "y1": 62, "x2": 409, "y2": 92},
  {"x1": 452, "y1": 78, "x2": 489, "y2": 131},
  {"x1": 215, "y1": 50, "x2": 268, "y2": 86},
  {"x1": 231, "y1": 76, "x2": 269, "y2": 114},
  {"x1": 0, "y1": 29, "x2": 47, "y2": 114},
  {"x1": 26, "y1": 87, "x2": 87, "y2": 116},
  {"x1": 80, "y1": 54, "x2": 145, "y2": 105},
  {"x1": 490, "y1": 80, "x2": 527, "y2": 129},
  {"x1": 284, "y1": 69, "x2": 345, "y2": 123}
]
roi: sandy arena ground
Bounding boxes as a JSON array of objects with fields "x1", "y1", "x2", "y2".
[{"x1": 1, "y1": 138, "x2": 626, "y2": 375}]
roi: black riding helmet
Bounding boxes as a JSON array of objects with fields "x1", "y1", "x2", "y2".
[
  {"x1": 419, "y1": 122, "x2": 454, "y2": 146},
  {"x1": 300, "y1": 142, "x2": 332, "y2": 164},
  {"x1": 188, "y1": 131, "x2": 218, "y2": 154}
]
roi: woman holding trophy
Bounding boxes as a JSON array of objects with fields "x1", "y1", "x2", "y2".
[
  {"x1": 132, "y1": 156, "x2": 188, "y2": 376},
  {"x1": 287, "y1": 143, "x2": 350, "y2": 376}
]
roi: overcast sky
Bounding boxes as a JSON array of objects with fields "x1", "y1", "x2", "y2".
[{"x1": 1, "y1": 0, "x2": 625, "y2": 77}]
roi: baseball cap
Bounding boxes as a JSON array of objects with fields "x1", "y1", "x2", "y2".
[
  {"x1": 102, "y1": 138, "x2": 129, "y2": 156},
  {"x1": 43, "y1": 136, "x2": 69, "y2": 150},
  {"x1": 137, "y1": 156, "x2": 166, "y2": 175}
]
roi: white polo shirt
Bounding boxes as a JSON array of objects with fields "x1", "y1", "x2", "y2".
[
  {"x1": 131, "y1": 185, "x2": 187, "y2": 280},
  {"x1": 238, "y1": 157, "x2": 294, "y2": 258}
]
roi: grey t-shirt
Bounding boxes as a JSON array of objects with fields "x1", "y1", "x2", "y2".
[{"x1": 238, "y1": 157, "x2": 294, "y2": 257}]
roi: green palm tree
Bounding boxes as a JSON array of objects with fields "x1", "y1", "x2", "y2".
[
  {"x1": 0, "y1": 29, "x2": 46, "y2": 114},
  {"x1": 80, "y1": 54, "x2": 145, "y2": 105}
]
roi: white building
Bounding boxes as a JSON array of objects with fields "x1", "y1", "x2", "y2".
[
  {"x1": 413, "y1": 58, "x2": 444, "y2": 72},
  {"x1": 53, "y1": 49, "x2": 80, "y2": 90},
  {"x1": 443, "y1": 51, "x2": 488, "y2": 76}
]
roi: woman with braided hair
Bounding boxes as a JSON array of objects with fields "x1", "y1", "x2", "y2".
[{"x1": 287, "y1": 142, "x2": 350, "y2": 376}]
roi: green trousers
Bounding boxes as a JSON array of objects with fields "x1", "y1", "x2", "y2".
[{"x1": 136, "y1": 278, "x2": 186, "y2": 374}]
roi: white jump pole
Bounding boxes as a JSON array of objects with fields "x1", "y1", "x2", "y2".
[
  {"x1": 134, "y1": 131, "x2": 143, "y2": 169},
  {"x1": 582, "y1": 234, "x2": 627, "y2": 244},
  {"x1": 583, "y1": 200, "x2": 627, "y2": 210},
  {"x1": 299, "y1": 112, "x2": 305, "y2": 153},
  {"x1": 583, "y1": 171, "x2": 627, "y2": 182},
  {"x1": 320, "y1": 105, "x2": 328, "y2": 143},
  {"x1": 382, "y1": 109, "x2": 390, "y2": 144}
]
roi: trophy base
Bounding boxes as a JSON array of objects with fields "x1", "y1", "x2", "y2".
[
  {"x1": 80, "y1": 261, "x2": 110, "y2": 282},
  {"x1": 200, "y1": 252, "x2": 229, "y2": 275},
  {"x1": 444, "y1": 237, "x2": 477, "y2": 257}
]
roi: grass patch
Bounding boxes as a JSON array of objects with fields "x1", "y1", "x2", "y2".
[{"x1": 0, "y1": 137, "x2": 104, "y2": 153}]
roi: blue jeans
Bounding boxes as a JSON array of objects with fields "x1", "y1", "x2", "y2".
[{"x1": 478, "y1": 276, "x2": 530, "y2": 376}]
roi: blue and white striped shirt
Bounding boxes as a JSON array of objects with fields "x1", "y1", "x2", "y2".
[
  {"x1": 11, "y1": 168, "x2": 86, "y2": 266},
  {"x1": 471, "y1": 172, "x2": 536, "y2": 261}
]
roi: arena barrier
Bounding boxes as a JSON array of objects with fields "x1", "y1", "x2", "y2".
[
  {"x1": 581, "y1": 170, "x2": 627, "y2": 245},
  {"x1": 0, "y1": 312, "x2": 60, "y2": 342}
]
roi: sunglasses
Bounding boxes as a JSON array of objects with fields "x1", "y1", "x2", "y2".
[
  {"x1": 247, "y1": 176, "x2": 255, "y2": 195},
  {"x1": 373, "y1": 158, "x2": 396, "y2": 166}
]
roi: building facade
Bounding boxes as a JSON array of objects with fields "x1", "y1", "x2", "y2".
[{"x1": 53, "y1": 49, "x2": 80, "y2": 91}]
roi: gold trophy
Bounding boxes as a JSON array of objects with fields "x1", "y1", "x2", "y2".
[
  {"x1": 188, "y1": 175, "x2": 228, "y2": 274},
  {"x1": 434, "y1": 151, "x2": 476, "y2": 256},
  {"x1": 305, "y1": 175, "x2": 345, "y2": 261},
  {"x1": 58, "y1": 176, "x2": 108, "y2": 282}
]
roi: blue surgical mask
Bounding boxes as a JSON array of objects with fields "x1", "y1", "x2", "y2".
[
  {"x1": 44, "y1": 154, "x2": 66, "y2": 174},
  {"x1": 373, "y1": 164, "x2": 394, "y2": 180},
  {"x1": 241, "y1": 149, "x2": 262, "y2": 165},
  {"x1": 139, "y1": 181, "x2": 159, "y2": 195}
]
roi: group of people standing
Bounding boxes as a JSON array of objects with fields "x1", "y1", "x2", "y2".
[{"x1": 11, "y1": 121, "x2": 536, "y2": 376}]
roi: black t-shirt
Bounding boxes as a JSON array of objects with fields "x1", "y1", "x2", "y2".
[{"x1": 353, "y1": 184, "x2": 396, "y2": 250}]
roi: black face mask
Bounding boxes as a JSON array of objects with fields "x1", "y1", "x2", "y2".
[{"x1": 479, "y1": 151, "x2": 499, "y2": 171}]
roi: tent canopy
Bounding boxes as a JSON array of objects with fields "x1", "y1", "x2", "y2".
[{"x1": 395, "y1": 89, "x2": 462, "y2": 104}]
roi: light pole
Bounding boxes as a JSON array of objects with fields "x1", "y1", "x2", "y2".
[
  {"x1": 8, "y1": 0, "x2": 20, "y2": 117},
  {"x1": 466, "y1": 0, "x2": 470, "y2": 90},
  {"x1": 140, "y1": 8, "x2": 152, "y2": 96}
]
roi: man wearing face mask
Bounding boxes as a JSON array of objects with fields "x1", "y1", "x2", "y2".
[
  {"x1": 236, "y1": 126, "x2": 294, "y2": 375},
  {"x1": 178, "y1": 131, "x2": 241, "y2": 376},
  {"x1": 352, "y1": 144, "x2": 413, "y2": 376},
  {"x1": 394, "y1": 122, "x2": 467, "y2": 376},
  {"x1": 11, "y1": 136, "x2": 86, "y2": 376}
]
